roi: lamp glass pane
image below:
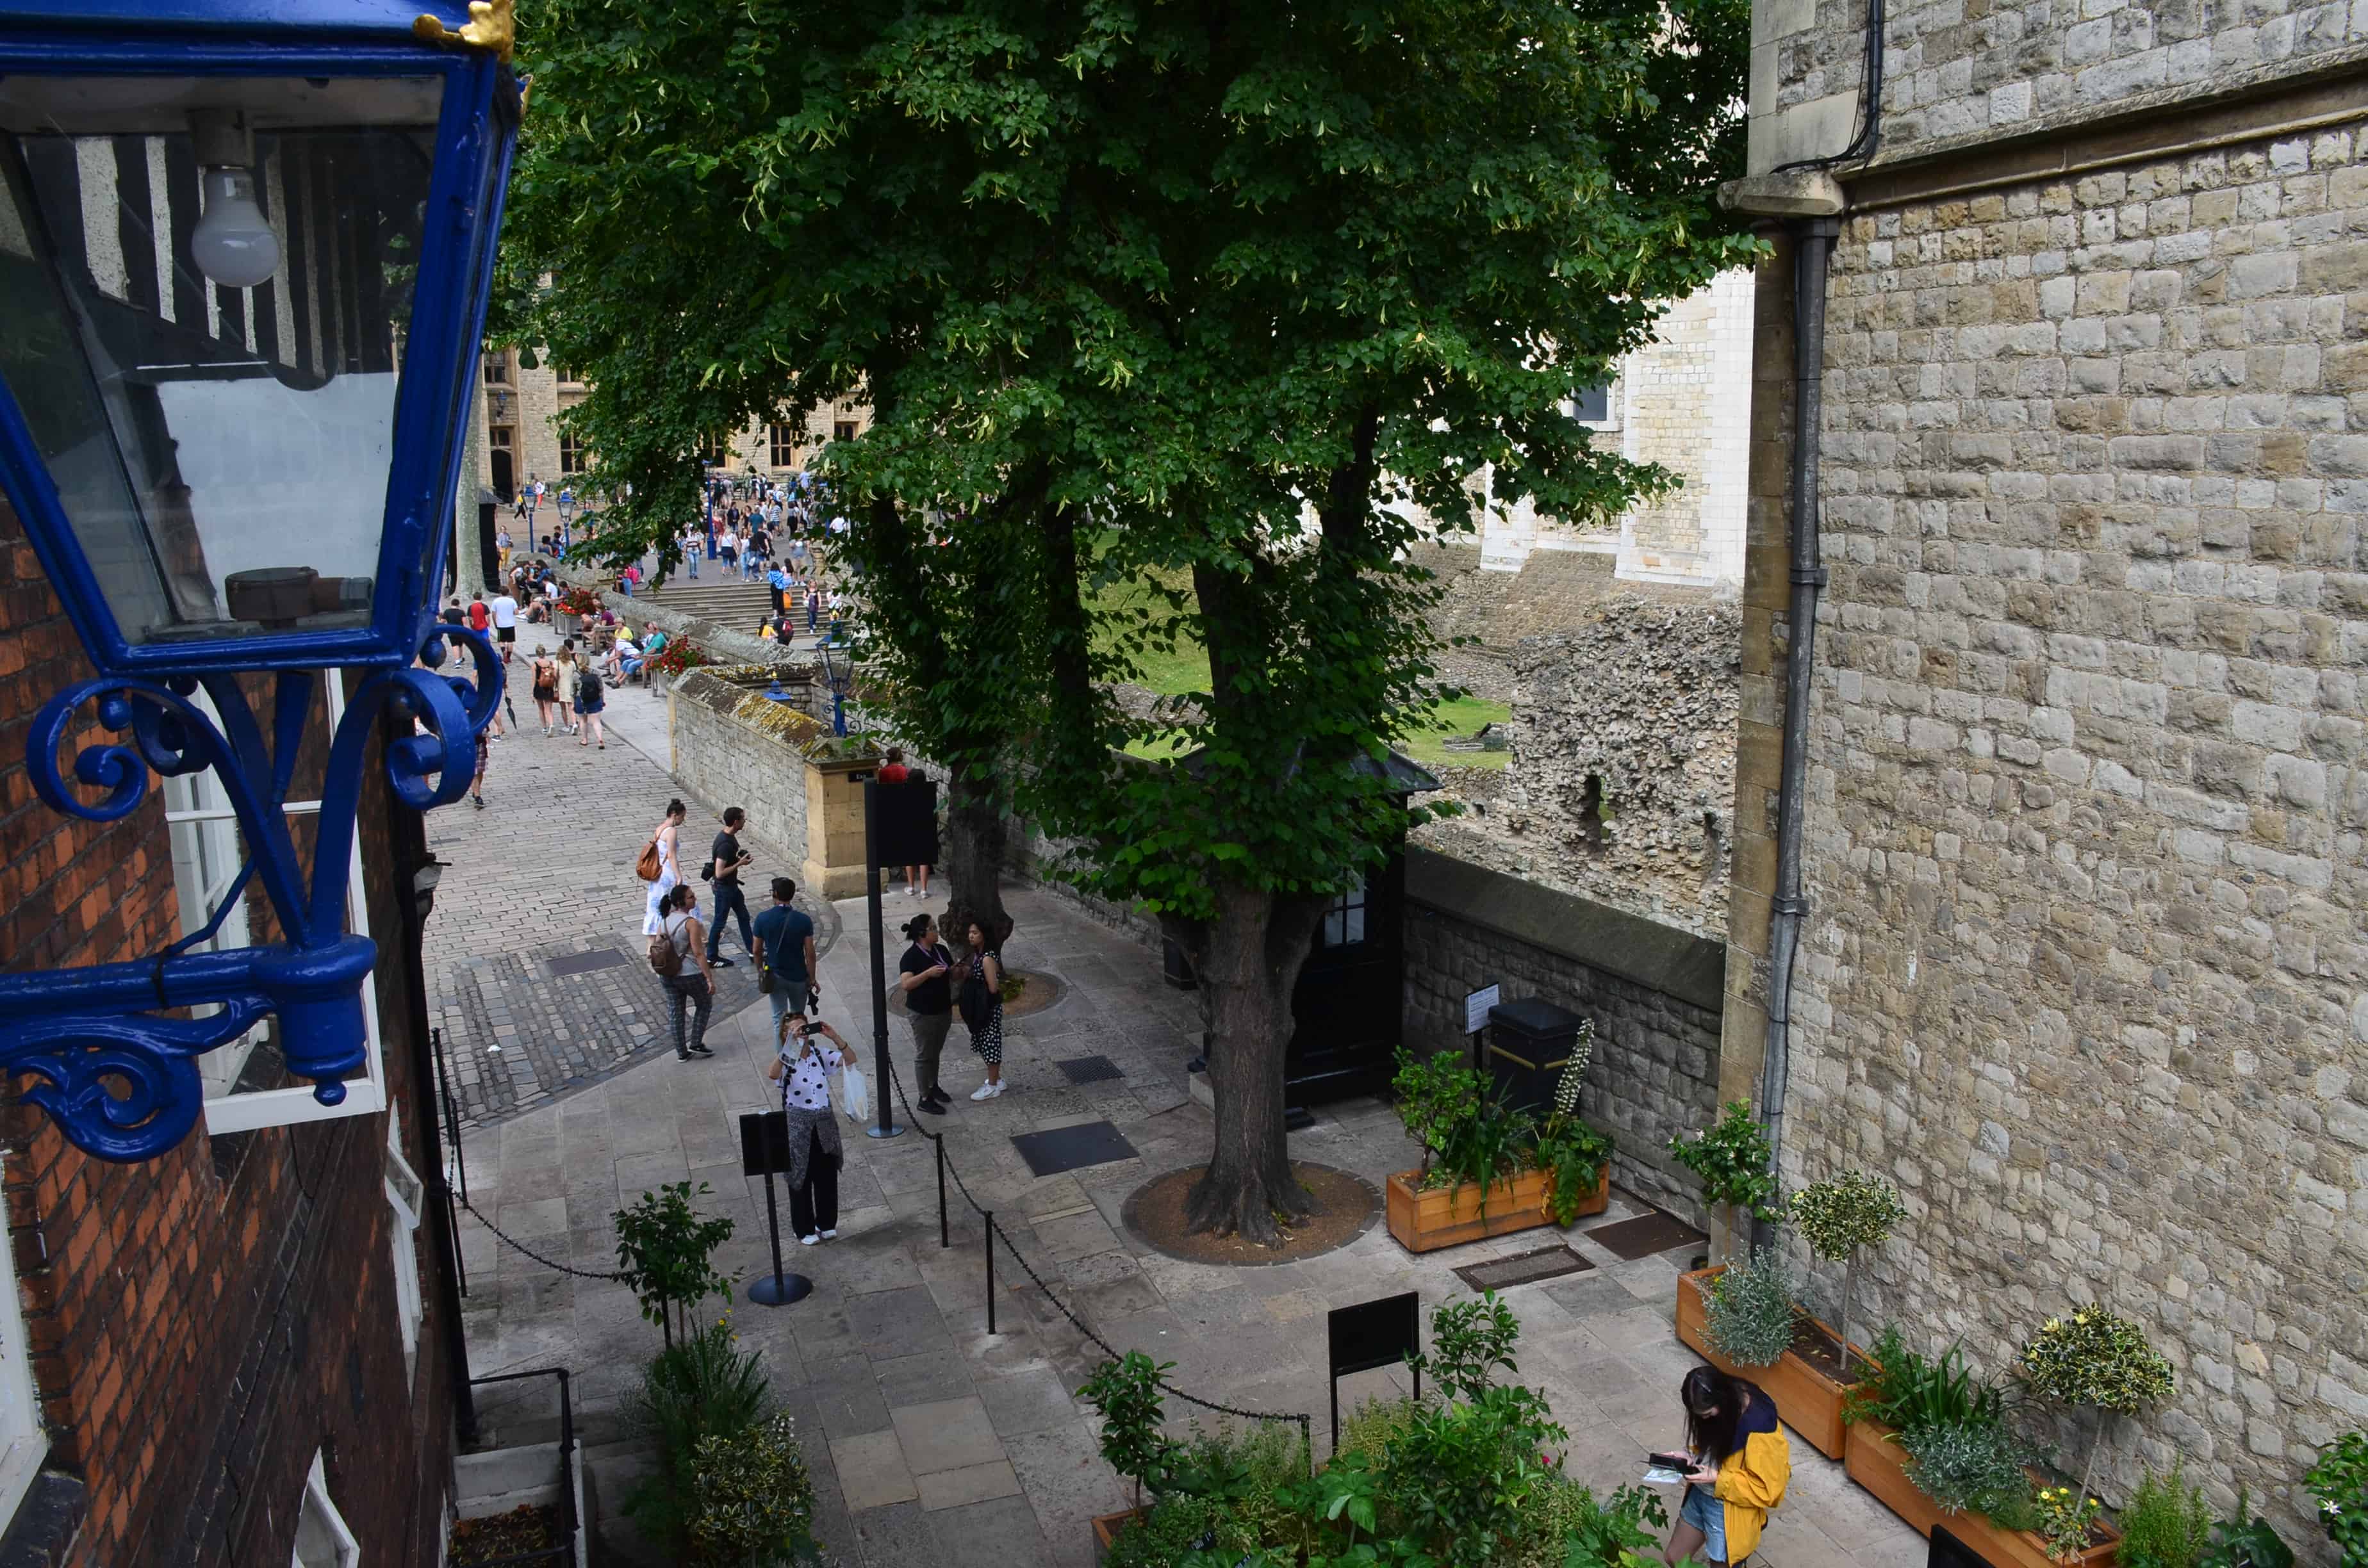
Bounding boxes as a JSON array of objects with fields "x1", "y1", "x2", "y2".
[{"x1": 0, "y1": 76, "x2": 443, "y2": 648}]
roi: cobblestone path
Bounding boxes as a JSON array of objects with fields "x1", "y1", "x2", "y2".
[{"x1": 421, "y1": 676, "x2": 838, "y2": 1125}]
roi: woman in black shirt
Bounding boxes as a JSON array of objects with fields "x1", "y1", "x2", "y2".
[{"x1": 896, "y1": 913, "x2": 955, "y2": 1112}]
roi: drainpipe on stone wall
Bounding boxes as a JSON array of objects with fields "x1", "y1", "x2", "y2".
[{"x1": 1755, "y1": 216, "x2": 1840, "y2": 1251}]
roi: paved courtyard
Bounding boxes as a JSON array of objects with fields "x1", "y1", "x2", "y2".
[{"x1": 440, "y1": 712, "x2": 1920, "y2": 1568}]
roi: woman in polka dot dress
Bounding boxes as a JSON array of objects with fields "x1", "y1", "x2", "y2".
[{"x1": 957, "y1": 914, "x2": 1005, "y2": 1100}]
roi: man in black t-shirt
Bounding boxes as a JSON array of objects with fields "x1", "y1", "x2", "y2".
[{"x1": 705, "y1": 806, "x2": 755, "y2": 965}]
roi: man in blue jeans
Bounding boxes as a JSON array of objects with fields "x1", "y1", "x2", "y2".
[
  {"x1": 753, "y1": 876, "x2": 818, "y2": 1041},
  {"x1": 705, "y1": 806, "x2": 755, "y2": 966}
]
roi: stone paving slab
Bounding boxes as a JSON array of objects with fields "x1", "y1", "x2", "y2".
[{"x1": 456, "y1": 884, "x2": 1920, "y2": 1568}]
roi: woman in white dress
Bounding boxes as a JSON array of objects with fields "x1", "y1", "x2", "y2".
[{"x1": 643, "y1": 798, "x2": 687, "y2": 936}]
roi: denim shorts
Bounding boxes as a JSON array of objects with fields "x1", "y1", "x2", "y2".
[{"x1": 1681, "y1": 1484, "x2": 1729, "y2": 1561}]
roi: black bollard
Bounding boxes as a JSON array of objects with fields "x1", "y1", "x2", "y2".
[{"x1": 984, "y1": 1210, "x2": 996, "y2": 1335}]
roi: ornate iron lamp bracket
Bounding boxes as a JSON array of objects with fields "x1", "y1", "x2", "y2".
[{"x1": 0, "y1": 631, "x2": 502, "y2": 1163}]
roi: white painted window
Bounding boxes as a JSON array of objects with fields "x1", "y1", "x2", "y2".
[
  {"x1": 292, "y1": 1451, "x2": 361, "y2": 1568},
  {"x1": 0, "y1": 1166, "x2": 47, "y2": 1533},
  {"x1": 165, "y1": 673, "x2": 389, "y2": 1135},
  {"x1": 384, "y1": 1110, "x2": 425, "y2": 1389}
]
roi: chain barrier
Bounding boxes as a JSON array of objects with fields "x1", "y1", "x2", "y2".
[
  {"x1": 454, "y1": 1189, "x2": 632, "y2": 1283},
  {"x1": 879, "y1": 1054, "x2": 1315, "y2": 1451}
]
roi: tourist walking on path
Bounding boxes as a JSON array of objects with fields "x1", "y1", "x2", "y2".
[
  {"x1": 528, "y1": 644, "x2": 559, "y2": 733},
  {"x1": 957, "y1": 913, "x2": 1005, "y2": 1099},
  {"x1": 766, "y1": 1011, "x2": 847, "y2": 1243},
  {"x1": 575, "y1": 659, "x2": 607, "y2": 748},
  {"x1": 553, "y1": 642, "x2": 580, "y2": 734},
  {"x1": 642, "y1": 798, "x2": 687, "y2": 938},
  {"x1": 753, "y1": 876, "x2": 818, "y2": 1042},
  {"x1": 705, "y1": 806, "x2": 755, "y2": 965},
  {"x1": 896, "y1": 913, "x2": 955, "y2": 1113},
  {"x1": 657, "y1": 884, "x2": 716, "y2": 1059}
]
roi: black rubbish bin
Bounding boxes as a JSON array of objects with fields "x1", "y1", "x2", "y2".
[{"x1": 1485, "y1": 998, "x2": 1588, "y2": 1115}]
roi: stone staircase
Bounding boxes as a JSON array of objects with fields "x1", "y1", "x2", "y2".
[{"x1": 633, "y1": 576, "x2": 810, "y2": 631}]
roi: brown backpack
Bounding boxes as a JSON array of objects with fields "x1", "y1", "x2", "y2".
[{"x1": 648, "y1": 924, "x2": 684, "y2": 978}]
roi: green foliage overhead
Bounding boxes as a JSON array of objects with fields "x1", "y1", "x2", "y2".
[
  {"x1": 2017, "y1": 1307, "x2": 2176, "y2": 1416},
  {"x1": 1788, "y1": 1170, "x2": 1907, "y2": 1262},
  {"x1": 504, "y1": 0, "x2": 1757, "y2": 927}
]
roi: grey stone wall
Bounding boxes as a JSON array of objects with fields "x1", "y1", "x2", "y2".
[
  {"x1": 1416, "y1": 595, "x2": 1741, "y2": 940},
  {"x1": 1789, "y1": 130, "x2": 2368, "y2": 1549},
  {"x1": 666, "y1": 675, "x2": 813, "y2": 876},
  {"x1": 1401, "y1": 850, "x2": 1727, "y2": 1221}
]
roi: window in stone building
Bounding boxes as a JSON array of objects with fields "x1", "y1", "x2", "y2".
[
  {"x1": 556, "y1": 364, "x2": 584, "y2": 385},
  {"x1": 1577, "y1": 774, "x2": 1609, "y2": 850},
  {"x1": 292, "y1": 1451, "x2": 361, "y2": 1568},
  {"x1": 559, "y1": 429, "x2": 586, "y2": 475},
  {"x1": 179, "y1": 674, "x2": 390, "y2": 1137},
  {"x1": 698, "y1": 430, "x2": 730, "y2": 468},
  {"x1": 832, "y1": 420, "x2": 856, "y2": 443},
  {"x1": 481, "y1": 348, "x2": 511, "y2": 386},
  {"x1": 1569, "y1": 382, "x2": 1612, "y2": 425},
  {"x1": 384, "y1": 1111, "x2": 425, "y2": 1389},
  {"x1": 769, "y1": 423, "x2": 799, "y2": 467},
  {"x1": 0, "y1": 1165, "x2": 47, "y2": 1532},
  {"x1": 1318, "y1": 874, "x2": 1369, "y2": 948}
]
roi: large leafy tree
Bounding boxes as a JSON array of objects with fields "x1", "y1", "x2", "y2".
[{"x1": 511, "y1": 0, "x2": 1752, "y2": 1238}]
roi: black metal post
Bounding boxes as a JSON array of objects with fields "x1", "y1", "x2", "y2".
[
  {"x1": 984, "y1": 1211, "x2": 996, "y2": 1335},
  {"x1": 862, "y1": 777, "x2": 901, "y2": 1139},
  {"x1": 936, "y1": 1136, "x2": 949, "y2": 1250}
]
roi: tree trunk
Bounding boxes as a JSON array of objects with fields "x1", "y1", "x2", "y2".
[
  {"x1": 941, "y1": 764, "x2": 1012, "y2": 947},
  {"x1": 1171, "y1": 881, "x2": 1324, "y2": 1243}
]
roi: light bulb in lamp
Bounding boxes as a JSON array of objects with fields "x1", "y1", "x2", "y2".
[{"x1": 191, "y1": 167, "x2": 279, "y2": 289}]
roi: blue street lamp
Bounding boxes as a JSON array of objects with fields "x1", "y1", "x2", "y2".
[
  {"x1": 0, "y1": 0, "x2": 523, "y2": 1161},
  {"x1": 816, "y1": 634, "x2": 852, "y2": 736}
]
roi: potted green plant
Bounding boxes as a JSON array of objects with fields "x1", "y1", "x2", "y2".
[
  {"x1": 2018, "y1": 1306, "x2": 2175, "y2": 1505},
  {"x1": 1079, "y1": 1350, "x2": 1175, "y2": 1560},
  {"x1": 2308, "y1": 1428, "x2": 2367, "y2": 1567},
  {"x1": 2116, "y1": 1459, "x2": 2213, "y2": 1568},
  {"x1": 686, "y1": 1410, "x2": 824, "y2": 1566},
  {"x1": 613, "y1": 1180, "x2": 738, "y2": 1350},
  {"x1": 1386, "y1": 1049, "x2": 1554, "y2": 1251},
  {"x1": 1667, "y1": 1098, "x2": 1781, "y2": 1257},
  {"x1": 1536, "y1": 1031, "x2": 1615, "y2": 1224},
  {"x1": 1788, "y1": 1169, "x2": 1907, "y2": 1380}
]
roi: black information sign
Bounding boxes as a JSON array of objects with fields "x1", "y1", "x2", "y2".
[
  {"x1": 739, "y1": 1109, "x2": 793, "y2": 1177},
  {"x1": 1326, "y1": 1291, "x2": 1421, "y2": 1451}
]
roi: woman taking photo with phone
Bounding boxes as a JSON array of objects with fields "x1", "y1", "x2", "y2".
[
  {"x1": 766, "y1": 1012, "x2": 849, "y2": 1245},
  {"x1": 1660, "y1": 1366, "x2": 1789, "y2": 1566}
]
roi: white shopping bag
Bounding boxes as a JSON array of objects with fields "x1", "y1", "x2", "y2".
[{"x1": 836, "y1": 1064, "x2": 871, "y2": 1125}]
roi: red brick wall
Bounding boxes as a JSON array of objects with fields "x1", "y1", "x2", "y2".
[{"x1": 0, "y1": 498, "x2": 457, "y2": 1566}]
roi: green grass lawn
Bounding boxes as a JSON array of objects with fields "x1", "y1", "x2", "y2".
[{"x1": 1089, "y1": 537, "x2": 1510, "y2": 765}]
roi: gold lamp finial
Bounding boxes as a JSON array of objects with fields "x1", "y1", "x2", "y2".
[{"x1": 414, "y1": 0, "x2": 514, "y2": 65}]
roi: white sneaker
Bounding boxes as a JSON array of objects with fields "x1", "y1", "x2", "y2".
[
  {"x1": 819, "y1": 1229, "x2": 838, "y2": 1240},
  {"x1": 798, "y1": 1232, "x2": 819, "y2": 1246},
  {"x1": 969, "y1": 1081, "x2": 1003, "y2": 1100}
]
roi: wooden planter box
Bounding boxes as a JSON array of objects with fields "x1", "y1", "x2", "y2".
[
  {"x1": 1092, "y1": 1507, "x2": 1148, "y2": 1564},
  {"x1": 1386, "y1": 1168, "x2": 1555, "y2": 1253},
  {"x1": 1559, "y1": 1166, "x2": 1611, "y2": 1221},
  {"x1": 1845, "y1": 1421, "x2": 2121, "y2": 1567},
  {"x1": 1672, "y1": 1267, "x2": 1859, "y2": 1460}
]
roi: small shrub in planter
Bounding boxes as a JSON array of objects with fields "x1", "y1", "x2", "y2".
[
  {"x1": 2033, "y1": 1485, "x2": 2106, "y2": 1567},
  {"x1": 623, "y1": 1318, "x2": 773, "y2": 1559},
  {"x1": 1898, "y1": 1419, "x2": 2042, "y2": 1533},
  {"x1": 1788, "y1": 1169, "x2": 1907, "y2": 1378},
  {"x1": 2200, "y1": 1487, "x2": 2296, "y2": 1568},
  {"x1": 613, "y1": 1180, "x2": 737, "y2": 1349},
  {"x1": 2116, "y1": 1458, "x2": 2214, "y2": 1568},
  {"x1": 2310, "y1": 1428, "x2": 2368, "y2": 1567},
  {"x1": 1386, "y1": 1048, "x2": 1613, "y2": 1248},
  {"x1": 686, "y1": 1411, "x2": 823, "y2": 1566},
  {"x1": 2017, "y1": 1306, "x2": 2175, "y2": 1499},
  {"x1": 649, "y1": 636, "x2": 714, "y2": 678},
  {"x1": 1701, "y1": 1246, "x2": 1801, "y2": 1368},
  {"x1": 1668, "y1": 1099, "x2": 1782, "y2": 1246},
  {"x1": 1079, "y1": 1350, "x2": 1175, "y2": 1512}
]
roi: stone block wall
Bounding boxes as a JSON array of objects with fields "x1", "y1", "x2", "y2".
[
  {"x1": 1400, "y1": 851, "x2": 1726, "y2": 1220},
  {"x1": 1750, "y1": 0, "x2": 2368, "y2": 173},
  {"x1": 1616, "y1": 270, "x2": 1758, "y2": 590},
  {"x1": 1784, "y1": 131, "x2": 2368, "y2": 1545},
  {"x1": 1417, "y1": 594, "x2": 1743, "y2": 939}
]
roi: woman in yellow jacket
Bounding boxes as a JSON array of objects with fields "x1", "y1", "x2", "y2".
[{"x1": 1664, "y1": 1366, "x2": 1791, "y2": 1565}]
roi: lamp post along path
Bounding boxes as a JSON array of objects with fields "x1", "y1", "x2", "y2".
[{"x1": 0, "y1": 4, "x2": 524, "y2": 1162}]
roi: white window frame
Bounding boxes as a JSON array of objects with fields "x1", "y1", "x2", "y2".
[
  {"x1": 0, "y1": 1162, "x2": 47, "y2": 1533},
  {"x1": 292, "y1": 1450, "x2": 361, "y2": 1568},
  {"x1": 176, "y1": 672, "x2": 388, "y2": 1134},
  {"x1": 384, "y1": 1111, "x2": 424, "y2": 1389}
]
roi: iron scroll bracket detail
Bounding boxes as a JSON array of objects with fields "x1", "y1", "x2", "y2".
[{"x1": 0, "y1": 631, "x2": 503, "y2": 1163}]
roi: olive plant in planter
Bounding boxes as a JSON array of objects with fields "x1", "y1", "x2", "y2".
[
  {"x1": 1672, "y1": 1246, "x2": 1855, "y2": 1460},
  {"x1": 1789, "y1": 1169, "x2": 1909, "y2": 1381}
]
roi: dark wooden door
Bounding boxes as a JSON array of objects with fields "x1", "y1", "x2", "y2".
[{"x1": 1285, "y1": 845, "x2": 1407, "y2": 1102}]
